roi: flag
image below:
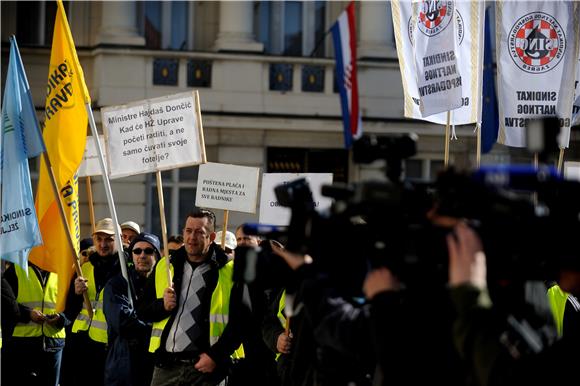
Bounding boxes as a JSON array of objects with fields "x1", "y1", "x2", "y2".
[
  {"x1": 0, "y1": 37, "x2": 45, "y2": 270},
  {"x1": 572, "y1": 52, "x2": 580, "y2": 127},
  {"x1": 391, "y1": 0, "x2": 485, "y2": 124},
  {"x1": 481, "y1": 6, "x2": 499, "y2": 154},
  {"x1": 29, "y1": 0, "x2": 91, "y2": 312},
  {"x1": 496, "y1": 1, "x2": 580, "y2": 148},
  {"x1": 331, "y1": 1, "x2": 362, "y2": 149}
]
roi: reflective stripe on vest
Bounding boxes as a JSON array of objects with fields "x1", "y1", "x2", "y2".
[
  {"x1": 149, "y1": 257, "x2": 244, "y2": 358},
  {"x1": 547, "y1": 284, "x2": 568, "y2": 337},
  {"x1": 71, "y1": 263, "x2": 108, "y2": 343},
  {"x1": 12, "y1": 265, "x2": 65, "y2": 339}
]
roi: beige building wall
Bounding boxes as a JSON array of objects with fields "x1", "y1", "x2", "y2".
[{"x1": 1, "y1": 1, "x2": 503, "y2": 239}]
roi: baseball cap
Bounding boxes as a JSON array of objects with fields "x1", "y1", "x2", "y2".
[
  {"x1": 128, "y1": 232, "x2": 161, "y2": 257},
  {"x1": 121, "y1": 221, "x2": 141, "y2": 235},
  {"x1": 93, "y1": 218, "x2": 120, "y2": 236},
  {"x1": 215, "y1": 231, "x2": 237, "y2": 250}
]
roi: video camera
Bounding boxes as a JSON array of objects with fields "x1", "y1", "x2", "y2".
[{"x1": 234, "y1": 118, "x2": 580, "y2": 296}]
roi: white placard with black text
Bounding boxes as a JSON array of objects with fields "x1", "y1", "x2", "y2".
[
  {"x1": 101, "y1": 91, "x2": 206, "y2": 179},
  {"x1": 78, "y1": 135, "x2": 106, "y2": 177},
  {"x1": 259, "y1": 173, "x2": 333, "y2": 226},
  {"x1": 195, "y1": 162, "x2": 260, "y2": 213}
]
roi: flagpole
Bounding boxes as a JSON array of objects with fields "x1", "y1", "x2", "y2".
[
  {"x1": 444, "y1": 111, "x2": 451, "y2": 169},
  {"x1": 86, "y1": 104, "x2": 132, "y2": 305},
  {"x1": 86, "y1": 176, "x2": 96, "y2": 233},
  {"x1": 155, "y1": 171, "x2": 172, "y2": 287},
  {"x1": 41, "y1": 152, "x2": 93, "y2": 318},
  {"x1": 557, "y1": 148, "x2": 565, "y2": 175},
  {"x1": 221, "y1": 210, "x2": 229, "y2": 248},
  {"x1": 476, "y1": 124, "x2": 481, "y2": 168}
]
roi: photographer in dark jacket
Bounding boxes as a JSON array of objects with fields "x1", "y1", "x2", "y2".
[
  {"x1": 137, "y1": 209, "x2": 243, "y2": 386},
  {"x1": 447, "y1": 222, "x2": 580, "y2": 386},
  {"x1": 268, "y1": 243, "x2": 375, "y2": 386}
]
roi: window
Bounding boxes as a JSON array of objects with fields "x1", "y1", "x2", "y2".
[
  {"x1": 141, "y1": 1, "x2": 193, "y2": 50},
  {"x1": 267, "y1": 147, "x2": 348, "y2": 183},
  {"x1": 147, "y1": 167, "x2": 199, "y2": 239},
  {"x1": 254, "y1": 1, "x2": 327, "y2": 57},
  {"x1": 15, "y1": 1, "x2": 62, "y2": 46},
  {"x1": 404, "y1": 158, "x2": 445, "y2": 182}
]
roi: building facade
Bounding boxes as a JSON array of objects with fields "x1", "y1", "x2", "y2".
[{"x1": 2, "y1": 1, "x2": 518, "y2": 237}]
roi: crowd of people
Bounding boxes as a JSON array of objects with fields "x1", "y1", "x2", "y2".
[{"x1": 1, "y1": 206, "x2": 580, "y2": 386}]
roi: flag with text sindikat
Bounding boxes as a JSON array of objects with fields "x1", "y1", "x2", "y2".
[
  {"x1": 391, "y1": 0, "x2": 484, "y2": 124},
  {"x1": 29, "y1": 0, "x2": 90, "y2": 312},
  {"x1": 0, "y1": 37, "x2": 45, "y2": 270},
  {"x1": 496, "y1": 1, "x2": 580, "y2": 148},
  {"x1": 332, "y1": 1, "x2": 362, "y2": 149}
]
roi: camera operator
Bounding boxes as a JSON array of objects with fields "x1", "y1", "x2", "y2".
[
  {"x1": 269, "y1": 243, "x2": 375, "y2": 386},
  {"x1": 362, "y1": 262, "x2": 467, "y2": 385},
  {"x1": 447, "y1": 222, "x2": 580, "y2": 386}
]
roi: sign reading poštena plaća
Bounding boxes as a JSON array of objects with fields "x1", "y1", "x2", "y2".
[
  {"x1": 195, "y1": 163, "x2": 260, "y2": 214},
  {"x1": 392, "y1": 0, "x2": 484, "y2": 121},
  {"x1": 101, "y1": 91, "x2": 206, "y2": 179},
  {"x1": 496, "y1": 1, "x2": 580, "y2": 148}
]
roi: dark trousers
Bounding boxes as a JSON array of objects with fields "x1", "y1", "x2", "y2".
[
  {"x1": 60, "y1": 331, "x2": 107, "y2": 386},
  {"x1": 1, "y1": 336, "x2": 63, "y2": 386},
  {"x1": 150, "y1": 361, "x2": 227, "y2": 386}
]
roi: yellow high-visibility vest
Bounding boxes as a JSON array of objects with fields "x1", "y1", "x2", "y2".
[
  {"x1": 547, "y1": 284, "x2": 568, "y2": 337},
  {"x1": 275, "y1": 290, "x2": 286, "y2": 361},
  {"x1": 12, "y1": 265, "x2": 65, "y2": 339},
  {"x1": 71, "y1": 263, "x2": 108, "y2": 343},
  {"x1": 149, "y1": 256, "x2": 244, "y2": 358}
]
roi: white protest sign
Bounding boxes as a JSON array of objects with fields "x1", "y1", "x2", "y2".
[
  {"x1": 101, "y1": 91, "x2": 206, "y2": 179},
  {"x1": 78, "y1": 135, "x2": 106, "y2": 177},
  {"x1": 259, "y1": 173, "x2": 334, "y2": 226},
  {"x1": 195, "y1": 162, "x2": 260, "y2": 213},
  {"x1": 564, "y1": 161, "x2": 580, "y2": 182}
]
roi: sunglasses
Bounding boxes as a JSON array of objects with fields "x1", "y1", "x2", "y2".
[{"x1": 133, "y1": 248, "x2": 155, "y2": 255}]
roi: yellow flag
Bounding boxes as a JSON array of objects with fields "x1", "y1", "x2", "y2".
[{"x1": 29, "y1": 0, "x2": 90, "y2": 312}]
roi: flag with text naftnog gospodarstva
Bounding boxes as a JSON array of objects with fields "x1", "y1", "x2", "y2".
[
  {"x1": 496, "y1": 1, "x2": 580, "y2": 148},
  {"x1": 29, "y1": 0, "x2": 91, "y2": 312},
  {"x1": 391, "y1": 0, "x2": 484, "y2": 124}
]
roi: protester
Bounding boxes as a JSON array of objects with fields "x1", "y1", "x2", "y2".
[
  {"x1": 166, "y1": 234, "x2": 184, "y2": 256},
  {"x1": 235, "y1": 224, "x2": 261, "y2": 248},
  {"x1": 79, "y1": 237, "x2": 94, "y2": 265},
  {"x1": 103, "y1": 232, "x2": 160, "y2": 386},
  {"x1": 60, "y1": 218, "x2": 122, "y2": 386},
  {"x1": 2, "y1": 263, "x2": 69, "y2": 386},
  {"x1": 215, "y1": 230, "x2": 237, "y2": 260},
  {"x1": 121, "y1": 221, "x2": 141, "y2": 249},
  {"x1": 138, "y1": 208, "x2": 244, "y2": 386}
]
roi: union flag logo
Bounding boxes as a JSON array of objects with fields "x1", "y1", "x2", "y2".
[{"x1": 509, "y1": 12, "x2": 566, "y2": 74}]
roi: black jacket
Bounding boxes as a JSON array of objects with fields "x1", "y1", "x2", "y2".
[
  {"x1": 138, "y1": 243, "x2": 243, "y2": 369},
  {"x1": 103, "y1": 266, "x2": 153, "y2": 386},
  {"x1": 66, "y1": 251, "x2": 122, "y2": 323}
]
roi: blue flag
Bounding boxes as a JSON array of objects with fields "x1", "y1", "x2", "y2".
[
  {"x1": 481, "y1": 7, "x2": 499, "y2": 154},
  {"x1": 0, "y1": 36, "x2": 45, "y2": 269}
]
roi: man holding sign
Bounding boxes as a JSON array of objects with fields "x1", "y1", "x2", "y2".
[{"x1": 139, "y1": 208, "x2": 244, "y2": 385}]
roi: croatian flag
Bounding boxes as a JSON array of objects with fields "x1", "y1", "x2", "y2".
[{"x1": 332, "y1": 1, "x2": 362, "y2": 149}]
